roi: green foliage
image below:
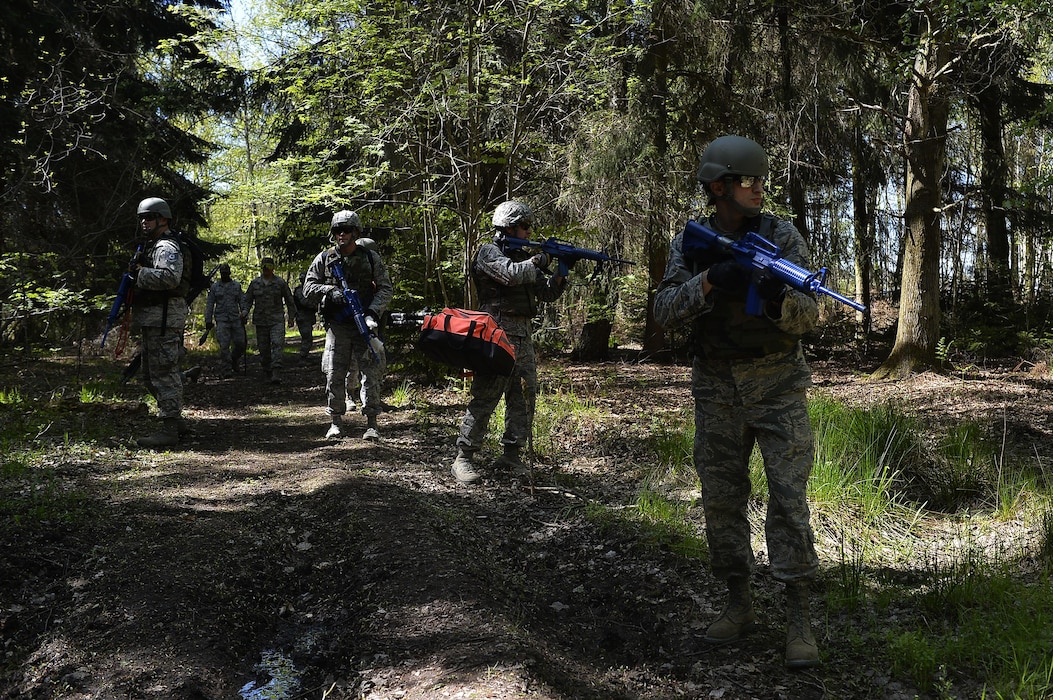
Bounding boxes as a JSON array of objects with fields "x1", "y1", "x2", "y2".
[
  {"x1": 632, "y1": 490, "x2": 708, "y2": 559},
  {"x1": 888, "y1": 565, "x2": 1053, "y2": 697}
]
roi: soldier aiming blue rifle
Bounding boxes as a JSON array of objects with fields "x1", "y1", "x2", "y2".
[
  {"x1": 654, "y1": 135, "x2": 826, "y2": 669},
  {"x1": 450, "y1": 201, "x2": 568, "y2": 484}
]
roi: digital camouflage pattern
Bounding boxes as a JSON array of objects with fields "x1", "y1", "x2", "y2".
[
  {"x1": 131, "y1": 236, "x2": 186, "y2": 420},
  {"x1": 205, "y1": 278, "x2": 245, "y2": 371},
  {"x1": 654, "y1": 214, "x2": 819, "y2": 583},
  {"x1": 302, "y1": 245, "x2": 393, "y2": 419},
  {"x1": 293, "y1": 279, "x2": 317, "y2": 359},
  {"x1": 457, "y1": 238, "x2": 565, "y2": 451},
  {"x1": 242, "y1": 274, "x2": 296, "y2": 372},
  {"x1": 241, "y1": 275, "x2": 295, "y2": 327}
]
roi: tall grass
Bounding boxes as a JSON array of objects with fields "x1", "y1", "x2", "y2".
[{"x1": 809, "y1": 395, "x2": 921, "y2": 523}]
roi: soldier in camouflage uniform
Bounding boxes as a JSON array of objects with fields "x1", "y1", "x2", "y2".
[
  {"x1": 450, "y1": 201, "x2": 567, "y2": 484},
  {"x1": 241, "y1": 257, "x2": 296, "y2": 384},
  {"x1": 204, "y1": 263, "x2": 246, "y2": 378},
  {"x1": 130, "y1": 197, "x2": 189, "y2": 448},
  {"x1": 653, "y1": 136, "x2": 821, "y2": 669},
  {"x1": 292, "y1": 271, "x2": 318, "y2": 362},
  {"x1": 302, "y1": 211, "x2": 393, "y2": 441}
]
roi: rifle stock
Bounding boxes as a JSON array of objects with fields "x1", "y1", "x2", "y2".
[{"x1": 682, "y1": 219, "x2": 866, "y2": 315}]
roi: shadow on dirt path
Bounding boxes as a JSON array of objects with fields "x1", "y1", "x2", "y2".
[{"x1": 3, "y1": 346, "x2": 1005, "y2": 699}]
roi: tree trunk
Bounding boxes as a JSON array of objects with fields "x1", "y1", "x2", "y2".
[
  {"x1": 642, "y1": 4, "x2": 670, "y2": 357},
  {"x1": 851, "y1": 123, "x2": 874, "y2": 346},
  {"x1": 977, "y1": 81, "x2": 1012, "y2": 301},
  {"x1": 573, "y1": 318, "x2": 613, "y2": 361},
  {"x1": 872, "y1": 17, "x2": 948, "y2": 380}
]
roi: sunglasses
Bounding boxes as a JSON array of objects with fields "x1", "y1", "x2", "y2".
[
  {"x1": 735, "y1": 175, "x2": 766, "y2": 189},
  {"x1": 139, "y1": 213, "x2": 159, "y2": 221},
  {"x1": 332, "y1": 226, "x2": 358, "y2": 235}
]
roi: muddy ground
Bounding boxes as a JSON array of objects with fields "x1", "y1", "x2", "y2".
[{"x1": 1, "y1": 333, "x2": 1052, "y2": 699}]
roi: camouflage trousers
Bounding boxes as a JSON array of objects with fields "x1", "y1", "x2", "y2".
[
  {"x1": 322, "y1": 323, "x2": 386, "y2": 417},
  {"x1": 694, "y1": 388, "x2": 817, "y2": 583},
  {"x1": 296, "y1": 318, "x2": 315, "y2": 358},
  {"x1": 214, "y1": 319, "x2": 246, "y2": 368},
  {"x1": 457, "y1": 333, "x2": 536, "y2": 451},
  {"x1": 254, "y1": 324, "x2": 286, "y2": 371},
  {"x1": 140, "y1": 325, "x2": 183, "y2": 419}
]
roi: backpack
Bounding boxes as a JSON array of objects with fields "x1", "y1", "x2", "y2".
[
  {"x1": 417, "y1": 308, "x2": 516, "y2": 376},
  {"x1": 170, "y1": 230, "x2": 212, "y2": 303}
]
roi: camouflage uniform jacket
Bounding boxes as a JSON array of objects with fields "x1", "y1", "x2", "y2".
[
  {"x1": 302, "y1": 246, "x2": 393, "y2": 326},
  {"x1": 205, "y1": 279, "x2": 244, "y2": 325},
  {"x1": 654, "y1": 214, "x2": 819, "y2": 398},
  {"x1": 242, "y1": 274, "x2": 296, "y2": 326},
  {"x1": 473, "y1": 237, "x2": 566, "y2": 338},
  {"x1": 131, "y1": 235, "x2": 187, "y2": 329},
  {"x1": 292, "y1": 284, "x2": 317, "y2": 324}
]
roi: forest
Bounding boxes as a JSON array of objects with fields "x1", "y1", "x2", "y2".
[
  {"x1": 2, "y1": 0, "x2": 1052, "y2": 372},
  {"x1": 3, "y1": 1, "x2": 1053, "y2": 698}
]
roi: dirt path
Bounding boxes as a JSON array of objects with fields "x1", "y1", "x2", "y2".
[{"x1": 3, "y1": 349, "x2": 1051, "y2": 699}]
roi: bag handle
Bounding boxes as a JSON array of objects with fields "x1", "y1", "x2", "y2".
[{"x1": 441, "y1": 313, "x2": 479, "y2": 349}]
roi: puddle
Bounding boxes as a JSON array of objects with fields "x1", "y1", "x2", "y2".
[{"x1": 238, "y1": 650, "x2": 301, "y2": 700}]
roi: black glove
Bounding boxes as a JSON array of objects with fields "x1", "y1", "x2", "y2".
[
  {"x1": 531, "y1": 252, "x2": 550, "y2": 268},
  {"x1": 706, "y1": 261, "x2": 750, "y2": 295},
  {"x1": 755, "y1": 273, "x2": 785, "y2": 302}
]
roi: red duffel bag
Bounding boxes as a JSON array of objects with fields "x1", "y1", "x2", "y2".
[{"x1": 417, "y1": 308, "x2": 516, "y2": 376}]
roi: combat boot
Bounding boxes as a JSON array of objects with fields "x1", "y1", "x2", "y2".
[
  {"x1": 363, "y1": 415, "x2": 379, "y2": 441},
  {"x1": 785, "y1": 581, "x2": 820, "y2": 668},
  {"x1": 704, "y1": 576, "x2": 757, "y2": 643},
  {"x1": 496, "y1": 444, "x2": 528, "y2": 474},
  {"x1": 136, "y1": 418, "x2": 180, "y2": 449},
  {"x1": 325, "y1": 415, "x2": 343, "y2": 439},
  {"x1": 451, "y1": 448, "x2": 481, "y2": 484}
]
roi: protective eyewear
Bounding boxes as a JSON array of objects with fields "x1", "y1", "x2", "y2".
[
  {"x1": 332, "y1": 226, "x2": 358, "y2": 235},
  {"x1": 736, "y1": 175, "x2": 766, "y2": 189},
  {"x1": 139, "y1": 213, "x2": 159, "y2": 221}
]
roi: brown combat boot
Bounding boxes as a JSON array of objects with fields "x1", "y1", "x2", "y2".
[
  {"x1": 785, "y1": 582, "x2": 820, "y2": 668},
  {"x1": 136, "y1": 417, "x2": 180, "y2": 449},
  {"x1": 704, "y1": 576, "x2": 757, "y2": 643}
]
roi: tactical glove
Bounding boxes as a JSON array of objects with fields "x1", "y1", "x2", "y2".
[
  {"x1": 327, "y1": 288, "x2": 346, "y2": 305},
  {"x1": 707, "y1": 261, "x2": 750, "y2": 295},
  {"x1": 755, "y1": 273, "x2": 785, "y2": 302},
  {"x1": 531, "y1": 252, "x2": 550, "y2": 269}
]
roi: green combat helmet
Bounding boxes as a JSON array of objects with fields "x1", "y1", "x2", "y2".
[
  {"x1": 138, "y1": 197, "x2": 173, "y2": 220},
  {"x1": 696, "y1": 135, "x2": 768, "y2": 184}
]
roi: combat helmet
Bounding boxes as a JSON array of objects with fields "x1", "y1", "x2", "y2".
[
  {"x1": 138, "y1": 197, "x2": 173, "y2": 220},
  {"x1": 696, "y1": 136, "x2": 768, "y2": 184},
  {"x1": 492, "y1": 201, "x2": 534, "y2": 230},
  {"x1": 330, "y1": 210, "x2": 361, "y2": 232}
]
